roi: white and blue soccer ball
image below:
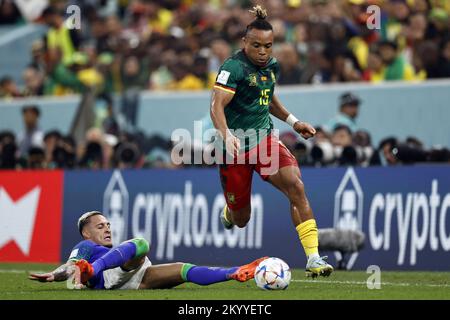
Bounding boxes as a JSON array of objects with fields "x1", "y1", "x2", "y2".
[{"x1": 254, "y1": 257, "x2": 291, "y2": 290}]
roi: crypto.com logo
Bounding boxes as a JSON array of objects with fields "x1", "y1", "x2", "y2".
[
  {"x1": 103, "y1": 170, "x2": 129, "y2": 246},
  {"x1": 334, "y1": 167, "x2": 364, "y2": 269},
  {"x1": 0, "y1": 171, "x2": 63, "y2": 263},
  {"x1": 0, "y1": 187, "x2": 40, "y2": 256}
]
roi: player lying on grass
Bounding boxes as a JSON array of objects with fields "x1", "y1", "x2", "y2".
[{"x1": 29, "y1": 211, "x2": 266, "y2": 289}]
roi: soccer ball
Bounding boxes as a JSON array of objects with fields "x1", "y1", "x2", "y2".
[{"x1": 254, "y1": 257, "x2": 291, "y2": 290}]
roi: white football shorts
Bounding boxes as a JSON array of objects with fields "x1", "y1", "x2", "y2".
[{"x1": 103, "y1": 256, "x2": 152, "y2": 290}]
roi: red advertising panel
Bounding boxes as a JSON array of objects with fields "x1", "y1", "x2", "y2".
[{"x1": 0, "y1": 170, "x2": 63, "y2": 263}]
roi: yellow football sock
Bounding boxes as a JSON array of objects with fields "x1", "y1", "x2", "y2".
[
  {"x1": 296, "y1": 219, "x2": 319, "y2": 258},
  {"x1": 223, "y1": 206, "x2": 232, "y2": 223}
]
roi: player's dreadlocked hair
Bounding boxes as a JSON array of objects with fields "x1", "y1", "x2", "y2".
[{"x1": 246, "y1": 5, "x2": 273, "y2": 34}]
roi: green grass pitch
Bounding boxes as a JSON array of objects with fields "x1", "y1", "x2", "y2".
[{"x1": 0, "y1": 263, "x2": 449, "y2": 300}]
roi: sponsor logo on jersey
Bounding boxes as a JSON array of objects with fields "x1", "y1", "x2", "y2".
[{"x1": 227, "y1": 192, "x2": 236, "y2": 204}]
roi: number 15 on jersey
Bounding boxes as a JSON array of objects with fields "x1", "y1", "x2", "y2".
[{"x1": 260, "y1": 89, "x2": 270, "y2": 106}]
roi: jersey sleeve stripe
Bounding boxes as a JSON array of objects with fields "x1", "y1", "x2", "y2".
[{"x1": 214, "y1": 84, "x2": 236, "y2": 94}]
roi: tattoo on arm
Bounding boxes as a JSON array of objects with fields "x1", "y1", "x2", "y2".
[{"x1": 52, "y1": 264, "x2": 74, "y2": 282}]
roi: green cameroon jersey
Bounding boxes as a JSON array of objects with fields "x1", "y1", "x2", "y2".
[{"x1": 214, "y1": 50, "x2": 280, "y2": 151}]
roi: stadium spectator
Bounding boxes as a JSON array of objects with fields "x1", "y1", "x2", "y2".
[
  {"x1": 27, "y1": 146, "x2": 47, "y2": 169},
  {"x1": 121, "y1": 55, "x2": 149, "y2": 90},
  {"x1": 0, "y1": 1, "x2": 449, "y2": 171},
  {"x1": 44, "y1": 48, "x2": 86, "y2": 95},
  {"x1": 22, "y1": 66, "x2": 45, "y2": 97},
  {"x1": 192, "y1": 56, "x2": 216, "y2": 89},
  {"x1": 371, "y1": 136, "x2": 399, "y2": 166},
  {"x1": 0, "y1": 76, "x2": 22, "y2": 98},
  {"x1": 166, "y1": 62, "x2": 204, "y2": 90},
  {"x1": 353, "y1": 130, "x2": 376, "y2": 167},
  {"x1": 79, "y1": 141, "x2": 104, "y2": 169},
  {"x1": 362, "y1": 48, "x2": 385, "y2": 82},
  {"x1": 274, "y1": 43, "x2": 303, "y2": 85},
  {"x1": 208, "y1": 39, "x2": 232, "y2": 75},
  {"x1": 52, "y1": 134, "x2": 77, "y2": 169},
  {"x1": 332, "y1": 125, "x2": 353, "y2": 148},
  {"x1": 416, "y1": 40, "x2": 442, "y2": 78},
  {"x1": 324, "y1": 92, "x2": 361, "y2": 133},
  {"x1": 0, "y1": 0, "x2": 23, "y2": 25},
  {"x1": 77, "y1": 127, "x2": 113, "y2": 169},
  {"x1": 17, "y1": 105, "x2": 44, "y2": 158},
  {"x1": 331, "y1": 125, "x2": 357, "y2": 166},
  {"x1": 41, "y1": 6, "x2": 81, "y2": 66},
  {"x1": 2, "y1": 126, "x2": 447, "y2": 170},
  {"x1": 1, "y1": 0, "x2": 450, "y2": 99},
  {"x1": 0, "y1": 131, "x2": 18, "y2": 169},
  {"x1": 328, "y1": 48, "x2": 362, "y2": 83},
  {"x1": 384, "y1": 0, "x2": 411, "y2": 43},
  {"x1": 29, "y1": 39, "x2": 46, "y2": 73},
  {"x1": 427, "y1": 7, "x2": 449, "y2": 42},
  {"x1": 440, "y1": 37, "x2": 450, "y2": 77},
  {"x1": 43, "y1": 130, "x2": 62, "y2": 166},
  {"x1": 102, "y1": 102, "x2": 121, "y2": 137},
  {"x1": 379, "y1": 40, "x2": 416, "y2": 80}
]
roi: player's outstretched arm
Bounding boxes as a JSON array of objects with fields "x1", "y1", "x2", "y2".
[
  {"x1": 29, "y1": 261, "x2": 76, "y2": 282},
  {"x1": 269, "y1": 94, "x2": 316, "y2": 140}
]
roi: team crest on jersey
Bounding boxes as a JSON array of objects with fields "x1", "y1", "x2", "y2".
[
  {"x1": 248, "y1": 74, "x2": 257, "y2": 86},
  {"x1": 227, "y1": 192, "x2": 236, "y2": 204},
  {"x1": 261, "y1": 76, "x2": 267, "y2": 81}
]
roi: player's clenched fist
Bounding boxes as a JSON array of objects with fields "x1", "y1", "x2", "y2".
[
  {"x1": 294, "y1": 122, "x2": 316, "y2": 140},
  {"x1": 225, "y1": 132, "x2": 240, "y2": 157}
]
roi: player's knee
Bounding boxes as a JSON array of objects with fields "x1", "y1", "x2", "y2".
[
  {"x1": 130, "y1": 238, "x2": 150, "y2": 257},
  {"x1": 296, "y1": 179, "x2": 305, "y2": 192},
  {"x1": 287, "y1": 178, "x2": 305, "y2": 197},
  {"x1": 173, "y1": 262, "x2": 186, "y2": 271}
]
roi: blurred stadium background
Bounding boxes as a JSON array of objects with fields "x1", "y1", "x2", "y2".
[{"x1": 0, "y1": 0, "x2": 449, "y2": 298}]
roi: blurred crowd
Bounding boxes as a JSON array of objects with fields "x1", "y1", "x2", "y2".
[
  {"x1": 1, "y1": 95, "x2": 449, "y2": 170},
  {"x1": 1, "y1": 0, "x2": 449, "y2": 170},
  {"x1": 1, "y1": 0, "x2": 450, "y2": 99}
]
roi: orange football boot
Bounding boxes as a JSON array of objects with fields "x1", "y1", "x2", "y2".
[
  {"x1": 230, "y1": 256, "x2": 269, "y2": 282},
  {"x1": 74, "y1": 259, "x2": 94, "y2": 284}
]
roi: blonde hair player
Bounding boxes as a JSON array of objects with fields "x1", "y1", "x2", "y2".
[{"x1": 29, "y1": 211, "x2": 267, "y2": 289}]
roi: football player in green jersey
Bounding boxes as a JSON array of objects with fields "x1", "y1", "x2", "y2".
[{"x1": 210, "y1": 5, "x2": 333, "y2": 278}]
